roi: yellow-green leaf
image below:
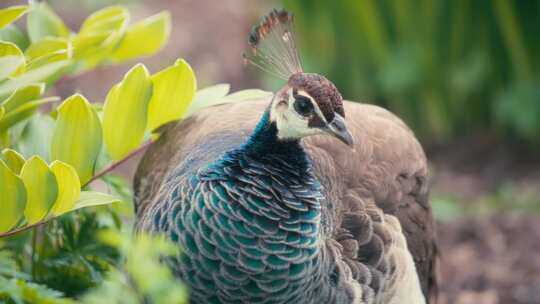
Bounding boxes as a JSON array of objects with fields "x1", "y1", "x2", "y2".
[
  {"x1": 111, "y1": 11, "x2": 171, "y2": 63},
  {"x1": 51, "y1": 94, "x2": 102, "y2": 184},
  {"x1": 187, "y1": 83, "x2": 231, "y2": 115},
  {"x1": 0, "y1": 159, "x2": 27, "y2": 233},
  {"x1": 0, "y1": 55, "x2": 25, "y2": 81},
  {"x1": 73, "y1": 6, "x2": 128, "y2": 69},
  {"x1": 16, "y1": 114, "x2": 55, "y2": 162},
  {"x1": 0, "y1": 40, "x2": 24, "y2": 56},
  {"x1": 27, "y1": 2, "x2": 70, "y2": 43},
  {"x1": 0, "y1": 60, "x2": 70, "y2": 98},
  {"x1": 146, "y1": 59, "x2": 196, "y2": 131},
  {"x1": 79, "y1": 6, "x2": 129, "y2": 36},
  {"x1": 50, "y1": 160, "x2": 80, "y2": 215},
  {"x1": 72, "y1": 31, "x2": 110, "y2": 58},
  {"x1": 24, "y1": 36, "x2": 71, "y2": 71},
  {"x1": 0, "y1": 41, "x2": 25, "y2": 75},
  {"x1": 0, "y1": 106, "x2": 3, "y2": 120},
  {"x1": 0, "y1": 24, "x2": 30, "y2": 51},
  {"x1": 26, "y1": 50, "x2": 70, "y2": 71},
  {"x1": 0, "y1": 96, "x2": 59, "y2": 132},
  {"x1": 0, "y1": 5, "x2": 28, "y2": 29},
  {"x1": 74, "y1": 191, "x2": 121, "y2": 210},
  {"x1": 1, "y1": 83, "x2": 44, "y2": 112},
  {"x1": 0, "y1": 131, "x2": 7, "y2": 148},
  {"x1": 103, "y1": 64, "x2": 152, "y2": 160},
  {"x1": 25, "y1": 37, "x2": 69, "y2": 60},
  {"x1": 20, "y1": 156, "x2": 58, "y2": 225},
  {"x1": 1, "y1": 148, "x2": 25, "y2": 174}
]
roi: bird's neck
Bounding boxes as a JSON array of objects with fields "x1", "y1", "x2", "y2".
[
  {"x1": 186, "y1": 109, "x2": 344, "y2": 302},
  {"x1": 242, "y1": 109, "x2": 306, "y2": 164}
]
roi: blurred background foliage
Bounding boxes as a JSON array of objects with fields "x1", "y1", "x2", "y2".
[{"x1": 283, "y1": 0, "x2": 540, "y2": 145}]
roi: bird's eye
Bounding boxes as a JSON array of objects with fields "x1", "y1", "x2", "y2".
[{"x1": 293, "y1": 96, "x2": 314, "y2": 116}]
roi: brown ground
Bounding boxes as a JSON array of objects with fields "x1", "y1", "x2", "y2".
[
  {"x1": 429, "y1": 136, "x2": 540, "y2": 304},
  {"x1": 437, "y1": 215, "x2": 540, "y2": 304}
]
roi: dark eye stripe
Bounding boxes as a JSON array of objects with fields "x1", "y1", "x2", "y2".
[{"x1": 293, "y1": 95, "x2": 314, "y2": 116}]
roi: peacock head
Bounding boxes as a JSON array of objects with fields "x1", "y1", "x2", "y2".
[{"x1": 244, "y1": 9, "x2": 353, "y2": 146}]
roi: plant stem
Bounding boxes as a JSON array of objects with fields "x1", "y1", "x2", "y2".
[
  {"x1": 31, "y1": 227, "x2": 38, "y2": 280},
  {"x1": 83, "y1": 140, "x2": 154, "y2": 188},
  {"x1": 0, "y1": 220, "x2": 47, "y2": 238}
]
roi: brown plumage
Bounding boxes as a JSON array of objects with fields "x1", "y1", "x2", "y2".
[{"x1": 134, "y1": 99, "x2": 438, "y2": 303}]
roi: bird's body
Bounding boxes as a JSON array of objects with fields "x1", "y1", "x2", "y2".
[
  {"x1": 134, "y1": 100, "x2": 437, "y2": 304},
  {"x1": 135, "y1": 9, "x2": 437, "y2": 304}
]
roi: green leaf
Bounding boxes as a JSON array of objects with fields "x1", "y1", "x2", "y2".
[
  {"x1": 26, "y1": 49, "x2": 70, "y2": 71},
  {"x1": 0, "y1": 130, "x2": 7, "y2": 148},
  {"x1": 72, "y1": 31, "x2": 110, "y2": 58},
  {"x1": 0, "y1": 41, "x2": 25, "y2": 75},
  {"x1": 0, "y1": 97, "x2": 58, "y2": 132},
  {"x1": 73, "y1": 6, "x2": 129, "y2": 69},
  {"x1": 147, "y1": 59, "x2": 196, "y2": 131},
  {"x1": 103, "y1": 64, "x2": 153, "y2": 160},
  {"x1": 79, "y1": 6, "x2": 129, "y2": 36},
  {"x1": 25, "y1": 37, "x2": 72, "y2": 70},
  {"x1": 25, "y1": 38, "x2": 68, "y2": 59},
  {"x1": 0, "y1": 24, "x2": 30, "y2": 50},
  {"x1": 0, "y1": 159, "x2": 27, "y2": 233},
  {"x1": 111, "y1": 11, "x2": 171, "y2": 63},
  {"x1": 24, "y1": 37, "x2": 70, "y2": 69},
  {"x1": 27, "y1": 2, "x2": 70, "y2": 43},
  {"x1": 0, "y1": 55, "x2": 25, "y2": 81},
  {"x1": 0, "y1": 60, "x2": 70, "y2": 98},
  {"x1": 1, "y1": 148, "x2": 25, "y2": 174},
  {"x1": 73, "y1": 191, "x2": 121, "y2": 211},
  {"x1": 1, "y1": 83, "x2": 44, "y2": 112},
  {"x1": 16, "y1": 114, "x2": 56, "y2": 162},
  {"x1": 0, "y1": 106, "x2": 3, "y2": 119},
  {"x1": 20, "y1": 156, "x2": 58, "y2": 225},
  {"x1": 187, "y1": 83, "x2": 230, "y2": 115},
  {"x1": 0, "y1": 5, "x2": 28, "y2": 29},
  {"x1": 51, "y1": 94, "x2": 102, "y2": 184},
  {"x1": 50, "y1": 160, "x2": 81, "y2": 216}
]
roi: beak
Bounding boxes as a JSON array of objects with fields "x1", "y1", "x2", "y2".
[{"x1": 324, "y1": 113, "x2": 354, "y2": 147}]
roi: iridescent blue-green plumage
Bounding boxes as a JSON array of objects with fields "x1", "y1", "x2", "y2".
[{"x1": 138, "y1": 110, "x2": 350, "y2": 303}]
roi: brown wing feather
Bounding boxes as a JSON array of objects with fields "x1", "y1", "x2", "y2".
[{"x1": 134, "y1": 98, "x2": 438, "y2": 302}]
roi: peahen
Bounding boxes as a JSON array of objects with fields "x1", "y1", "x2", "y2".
[{"x1": 134, "y1": 9, "x2": 437, "y2": 304}]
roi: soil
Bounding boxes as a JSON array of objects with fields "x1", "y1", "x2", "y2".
[
  {"x1": 429, "y1": 136, "x2": 540, "y2": 304},
  {"x1": 437, "y1": 215, "x2": 540, "y2": 304}
]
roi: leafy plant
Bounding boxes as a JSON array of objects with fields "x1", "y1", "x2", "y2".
[
  {"x1": 0, "y1": 227, "x2": 189, "y2": 304},
  {"x1": 0, "y1": 2, "x2": 176, "y2": 236},
  {"x1": 81, "y1": 230, "x2": 188, "y2": 304}
]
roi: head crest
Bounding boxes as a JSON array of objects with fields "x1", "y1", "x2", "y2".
[{"x1": 243, "y1": 9, "x2": 303, "y2": 79}]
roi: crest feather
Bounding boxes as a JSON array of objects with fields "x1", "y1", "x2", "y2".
[{"x1": 243, "y1": 9, "x2": 303, "y2": 79}]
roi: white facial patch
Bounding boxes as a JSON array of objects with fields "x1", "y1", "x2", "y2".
[{"x1": 270, "y1": 88, "x2": 329, "y2": 141}]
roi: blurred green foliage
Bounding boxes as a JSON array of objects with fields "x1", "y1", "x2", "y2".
[
  {"x1": 1, "y1": 207, "x2": 188, "y2": 303},
  {"x1": 283, "y1": 0, "x2": 540, "y2": 144}
]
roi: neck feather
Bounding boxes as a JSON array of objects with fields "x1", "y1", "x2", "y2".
[{"x1": 242, "y1": 109, "x2": 304, "y2": 159}]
